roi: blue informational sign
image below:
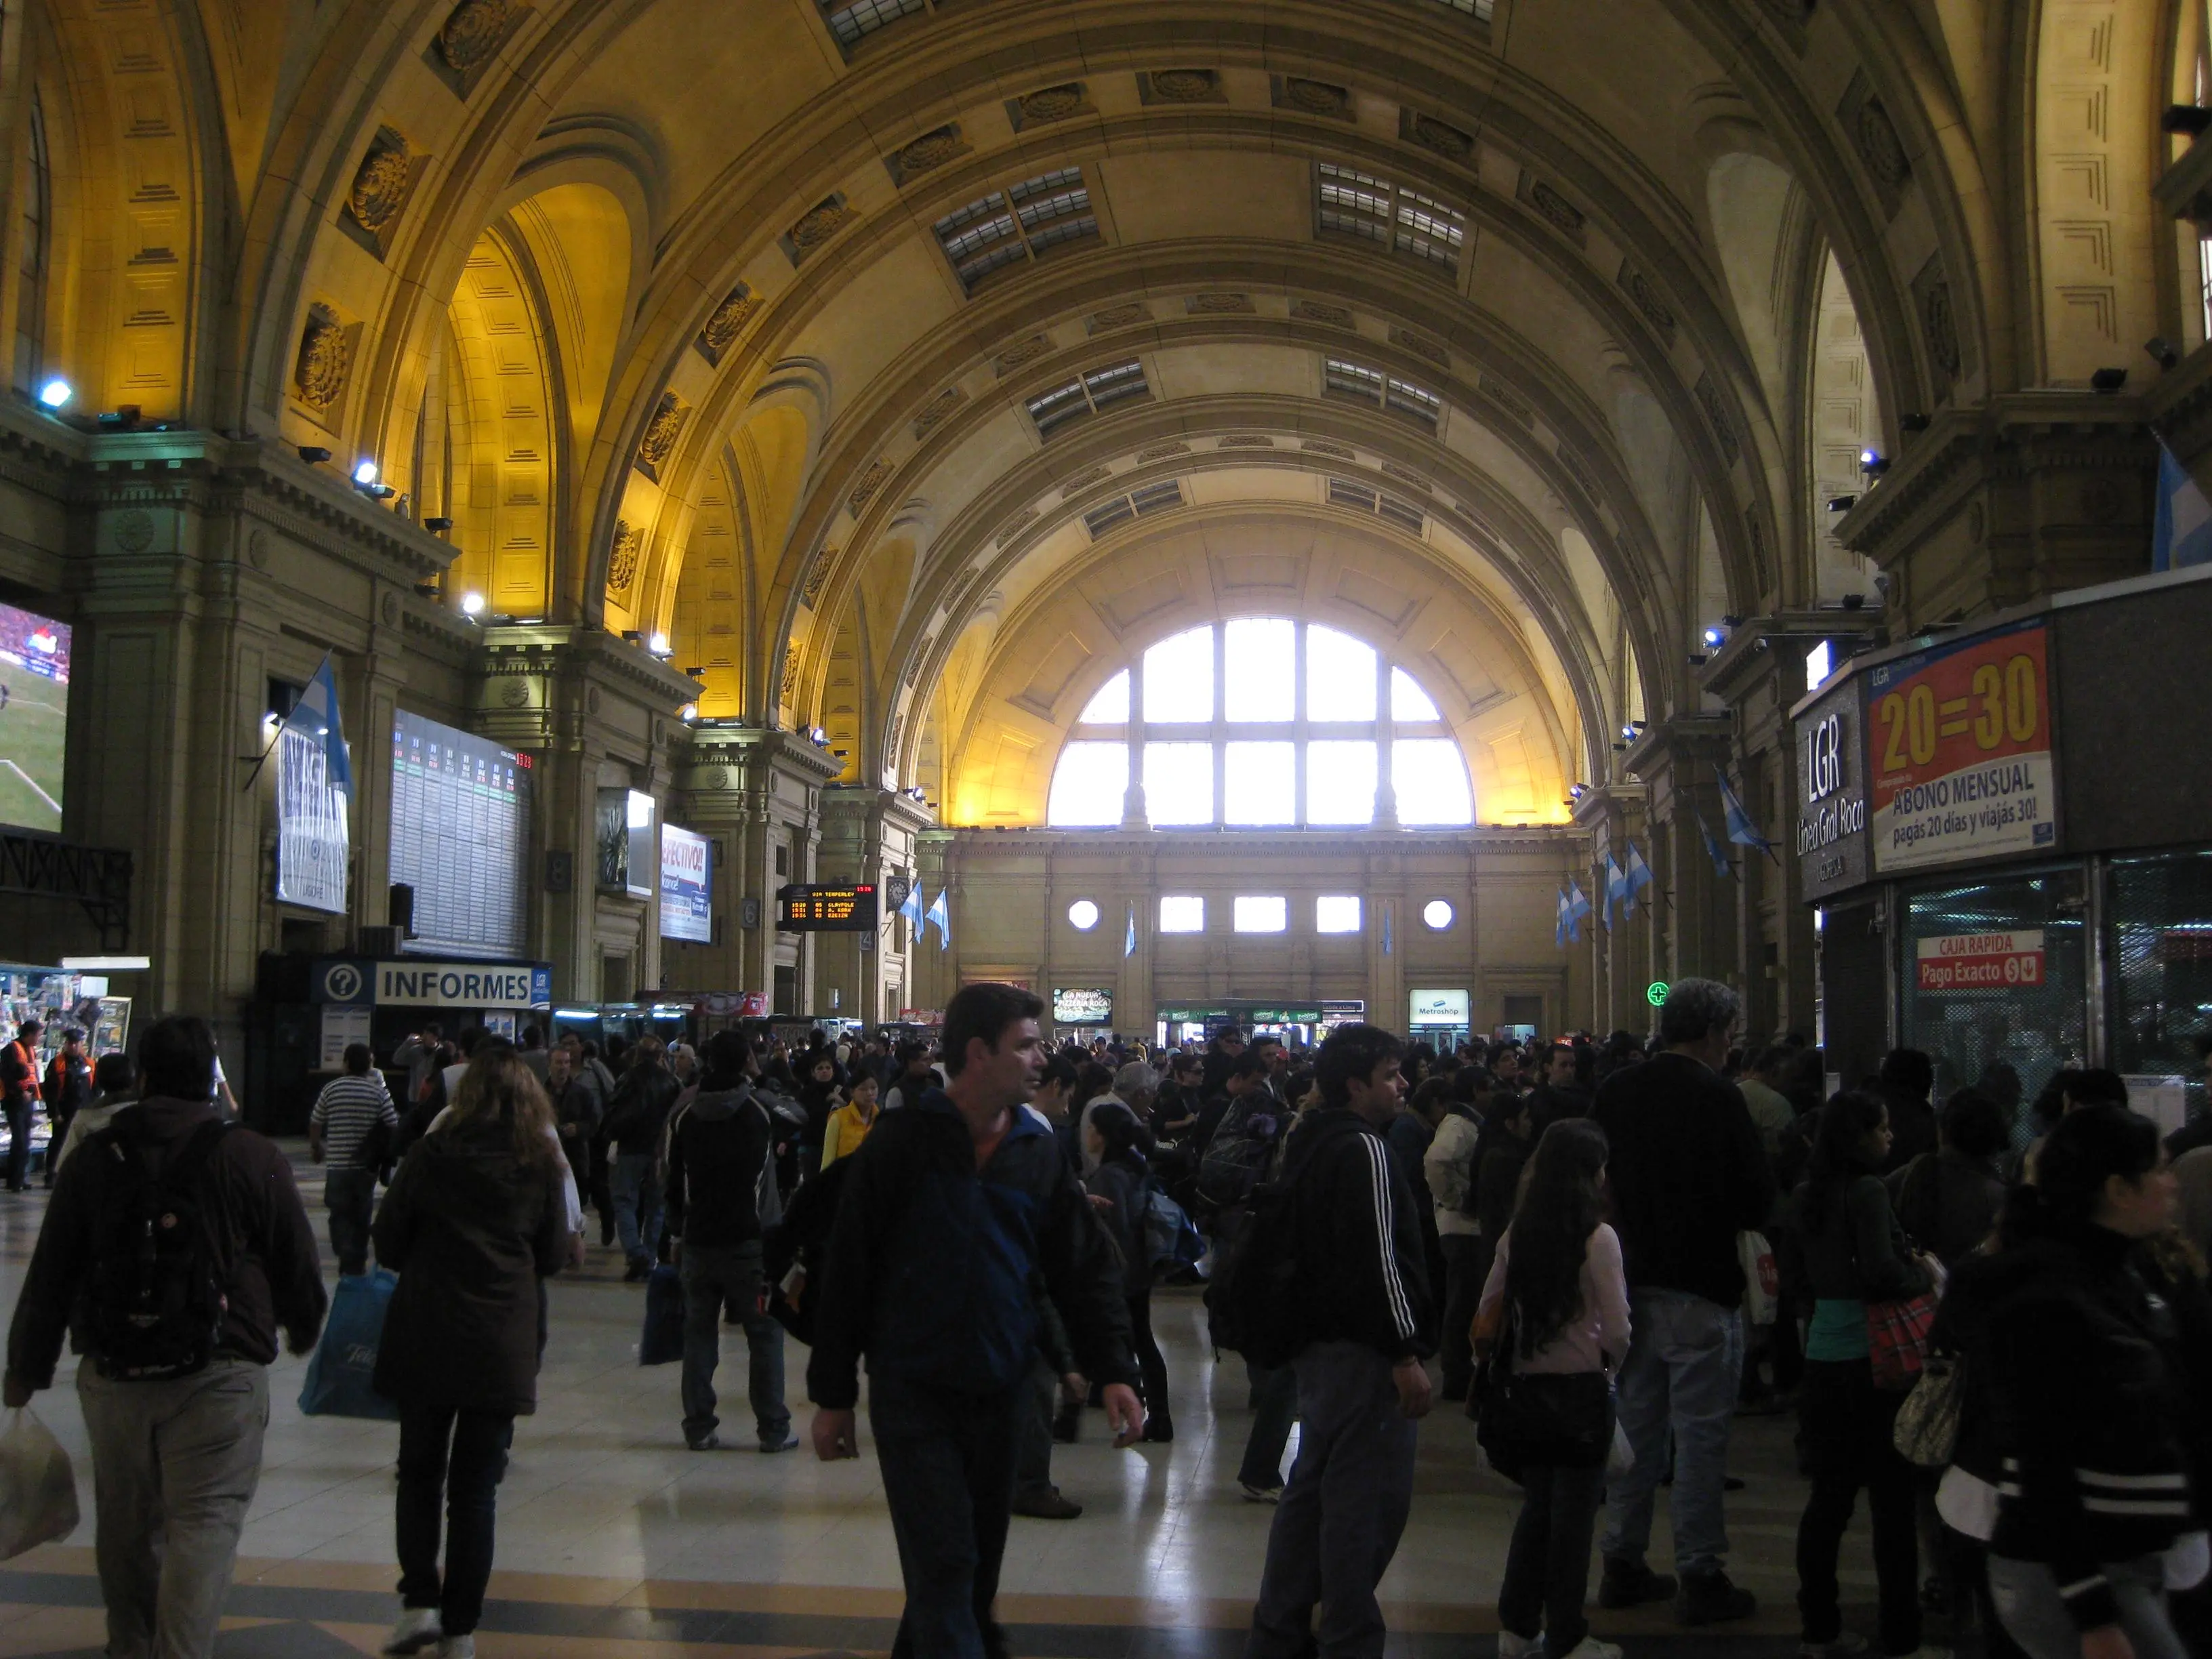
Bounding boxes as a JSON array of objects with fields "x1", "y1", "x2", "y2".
[
  {"x1": 312, "y1": 956, "x2": 553, "y2": 1009},
  {"x1": 660, "y1": 824, "x2": 713, "y2": 944}
]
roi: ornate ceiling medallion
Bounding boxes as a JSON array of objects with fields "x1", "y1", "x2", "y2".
[
  {"x1": 607, "y1": 522, "x2": 642, "y2": 593},
  {"x1": 695, "y1": 281, "x2": 760, "y2": 365},
  {"x1": 438, "y1": 0, "x2": 514, "y2": 69},
  {"x1": 347, "y1": 128, "x2": 416, "y2": 235},
  {"x1": 293, "y1": 304, "x2": 352, "y2": 415}
]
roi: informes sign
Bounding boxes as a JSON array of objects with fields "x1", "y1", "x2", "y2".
[
  {"x1": 1868, "y1": 619, "x2": 2057, "y2": 874},
  {"x1": 1914, "y1": 930, "x2": 2047, "y2": 994},
  {"x1": 1052, "y1": 987, "x2": 1114, "y2": 1025},
  {"x1": 390, "y1": 711, "x2": 530, "y2": 956},
  {"x1": 276, "y1": 722, "x2": 350, "y2": 914},
  {"x1": 776, "y1": 883, "x2": 878, "y2": 932},
  {"x1": 312, "y1": 956, "x2": 554, "y2": 1009},
  {"x1": 1795, "y1": 675, "x2": 1872, "y2": 901},
  {"x1": 1408, "y1": 988, "x2": 1470, "y2": 1026},
  {"x1": 0, "y1": 602, "x2": 68, "y2": 832},
  {"x1": 596, "y1": 788, "x2": 655, "y2": 898},
  {"x1": 659, "y1": 825, "x2": 712, "y2": 943}
]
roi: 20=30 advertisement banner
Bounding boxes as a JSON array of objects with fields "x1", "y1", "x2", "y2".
[{"x1": 1868, "y1": 618, "x2": 2057, "y2": 874}]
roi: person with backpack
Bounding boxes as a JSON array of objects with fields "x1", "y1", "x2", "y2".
[
  {"x1": 663, "y1": 1029, "x2": 794, "y2": 1454},
  {"x1": 1424, "y1": 1076, "x2": 1487, "y2": 1401},
  {"x1": 1477, "y1": 1120, "x2": 1631, "y2": 1659},
  {"x1": 1246, "y1": 1023, "x2": 1435, "y2": 1659},
  {"x1": 4, "y1": 1015, "x2": 327, "y2": 1659},
  {"x1": 2, "y1": 1015, "x2": 41, "y2": 1191},
  {"x1": 39, "y1": 1027, "x2": 91, "y2": 1188},
  {"x1": 600, "y1": 1037, "x2": 682, "y2": 1279},
  {"x1": 1084, "y1": 1102, "x2": 1173, "y2": 1443},
  {"x1": 373, "y1": 1044, "x2": 573, "y2": 1659},
  {"x1": 309, "y1": 1042, "x2": 400, "y2": 1276}
]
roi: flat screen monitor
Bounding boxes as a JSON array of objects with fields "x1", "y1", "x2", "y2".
[
  {"x1": 0, "y1": 603, "x2": 70, "y2": 832},
  {"x1": 390, "y1": 710, "x2": 531, "y2": 957}
]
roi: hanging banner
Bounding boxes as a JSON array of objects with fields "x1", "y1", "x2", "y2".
[
  {"x1": 276, "y1": 723, "x2": 350, "y2": 914},
  {"x1": 659, "y1": 825, "x2": 712, "y2": 943},
  {"x1": 1868, "y1": 619, "x2": 2057, "y2": 874}
]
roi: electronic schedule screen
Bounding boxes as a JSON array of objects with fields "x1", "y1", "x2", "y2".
[
  {"x1": 390, "y1": 710, "x2": 531, "y2": 957},
  {"x1": 775, "y1": 883, "x2": 878, "y2": 932}
]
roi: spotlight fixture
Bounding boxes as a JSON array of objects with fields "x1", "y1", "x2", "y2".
[
  {"x1": 2089, "y1": 367, "x2": 2128, "y2": 394},
  {"x1": 648, "y1": 632, "x2": 671, "y2": 655},
  {"x1": 1841, "y1": 593, "x2": 1867, "y2": 610},
  {"x1": 459, "y1": 591, "x2": 487, "y2": 617},
  {"x1": 1701, "y1": 624, "x2": 1727, "y2": 649},
  {"x1": 620, "y1": 630, "x2": 642, "y2": 644},
  {"x1": 425, "y1": 516, "x2": 453, "y2": 533},
  {"x1": 413, "y1": 582, "x2": 440, "y2": 598},
  {"x1": 1826, "y1": 494, "x2": 1858, "y2": 512},
  {"x1": 1721, "y1": 613, "x2": 1743, "y2": 628},
  {"x1": 297, "y1": 445, "x2": 332, "y2": 465},
  {"x1": 2163, "y1": 104, "x2": 2212, "y2": 136},
  {"x1": 1687, "y1": 651, "x2": 1708, "y2": 666},
  {"x1": 1900, "y1": 413, "x2": 1930, "y2": 433},
  {"x1": 1860, "y1": 449, "x2": 1890, "y2": 478},
  {"x1": 363, "y1": 483, "x2": 397, "y2": 500},
  {"x1": 95, "y1": 404, "x2": 141, "y2": 432},
  {"x1": 682, "y1": 665, "x2": 705, "y2": 678},
  {"x1": 809, "y1": 726, "x2": 830, "y2": 746},
  {"x1": 1568, "y1": 783, "x2": 1589, "y2": 800},
  {"x1": 678, "y1": 702, "x2": 700, "y2": 722},
  {"x1": 352, "y1": 459, "x2": 380, "y2": 487},
  {"x1": 2148, "y1": 337, "x2": 2182, "y2": 371},
  {"x1": 35, "y1": 378, "x2": 70, "y2": 411}
]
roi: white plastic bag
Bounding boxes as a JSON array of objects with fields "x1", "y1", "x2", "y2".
[
  {"x1": 1737, "y1": 1230, "x2": 1778, "y2": 1326},
  {"x1": 0, "y1": 1406, "x2": 79, "y2": 1559},
  {"x1": 1606, "y1": 1418, "x2": 1635, "y2": 1477}
]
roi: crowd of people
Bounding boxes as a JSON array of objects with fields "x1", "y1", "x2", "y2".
[{"x1": 3, "y1": 983, "x2": 2210, "y2": 1659}]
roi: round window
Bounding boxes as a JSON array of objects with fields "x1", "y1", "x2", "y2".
[
  {"x1": 1422, "y1": 899, "x2": 1455, "y2": 930},
  {"x1": 1067, "y1": 899, "x2": 1101, "y2": 930}
]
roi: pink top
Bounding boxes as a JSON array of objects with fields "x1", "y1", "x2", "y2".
[{"x1": 1477, "y1": 1222, "x2": 1632, "y2": 1376}]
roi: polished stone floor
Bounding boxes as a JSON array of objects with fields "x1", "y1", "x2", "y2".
[{"x1": 0, "y1": 1145, "x2": 1878, "y2": 1656}]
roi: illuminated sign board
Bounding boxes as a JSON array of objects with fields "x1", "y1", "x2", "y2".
[
  {"x1": 1052, "y1": 987, "x2": 1114, "y2": 1025},
  {"x1": 775, "y1": 883, "x2": 878, "y2": 932}
]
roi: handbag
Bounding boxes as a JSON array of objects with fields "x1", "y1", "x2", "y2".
[
  {"x1": 1473, "y1": 1300, "x2": 1614, "y2": 1480},
  {"x1": 1865, "y1": 1291, "x2": 1940, "y2": 1392},
  {"x1": 1892, "y1": 1353, "x2": 1964, "y2": 1467},
  {"x1": 297, "y1": 1269, "x2": 401, "y2": 1420},
  {"x1": 1737, "y1": 1230, "x2": 1778, "y2": 1326},
  {"x1": 639, "y1": 1263, "x2": 685, "y2": 1366}
]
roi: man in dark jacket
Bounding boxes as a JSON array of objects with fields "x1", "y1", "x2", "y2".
[
  {"x1": 808, "y1": 981, "x2": 1140, "y2": 1659},
  {"x1": 1876, "y1": 1047, "x2": 1939, "y2": 1175},
  {"x1": 1248, "y1": 1023, "x2": 1435, "y2": 1659},
  {"x1": 4, "y1": 1015, "x2": 326, "y2": 1659},
  {"x1": 665, "y1": 1029, "x2": 792, "y2": 1452},
  {"x1": 1591, "y1": 979, "x2": 1774, "y2": 1627},
  {"x1": 602, "y1": 1037, "x2": 682, "y2": 1278},
  {"x1": 1523, "y1": 1040, "x2": 1593, "y2": 1134}
]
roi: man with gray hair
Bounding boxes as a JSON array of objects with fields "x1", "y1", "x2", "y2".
[
  {"x1": 1078, "y1": 1060, "x2": 1159, "y2": 1173},
  {"x1": 1589, "y1": 977, "x2": 1774, "y2": 1629}
]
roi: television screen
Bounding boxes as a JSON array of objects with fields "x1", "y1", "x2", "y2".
[{"x1": 0, "y1": 602, "x2": 69, "y2": 832}]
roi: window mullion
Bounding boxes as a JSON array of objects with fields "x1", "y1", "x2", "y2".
[
  {"x1": 1293, "y1": 621, "x2": 1309, "y2": 828},
  {"x1": 1212, "y1": 623, "x2": 1227, "y2": 826}
]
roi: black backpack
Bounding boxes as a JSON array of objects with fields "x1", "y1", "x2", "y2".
[
  {"x1": 1202, "y1": 1177, "x2": 1303, "y2": 1366},
  {"x1": 85, "y1": 1118, "x2": 232, "y2": 1381},
  {"x1": 1197, "y1": 1100, "x2": 1279, "y2": 1210}
]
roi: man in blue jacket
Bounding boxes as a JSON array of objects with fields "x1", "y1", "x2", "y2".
[{"x1": 808, "y1": 981, "x2": 1141, "y2": 1659}]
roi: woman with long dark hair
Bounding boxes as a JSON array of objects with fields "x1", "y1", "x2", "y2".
[
  {"x1": 1973, "y1": 1107, "x2": 2196, "y2": 1659},
  {"x1": 375, "y1": 1048, "x2": 573, "y2": 1659},
  {"x1": 1084, "y1": 1102, "x2": 1172, "y2": 1443},
  {"x1": 1477, "y1": 1118, "x2": 1629, "y2": 1659},
  {"x1": 1790, "y1": 1088, "x2": 1938, "y2": 1659}
]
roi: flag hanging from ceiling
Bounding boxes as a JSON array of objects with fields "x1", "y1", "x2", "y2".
[
  {"x1": 925, "y1": 888, "x2": 951, "y2": 950},
  {"x1": 1694, "y1": 808, "x2": 1733, "y2": 880},
  {"x1": 1124, "y1": 902, "x2": 1137, "y2": 958},
  {"x1": 1565, "y1": 878, "x2": 1593, "y2": 943},
  {"x1": 1718, "y1": 772, "x2": 1776, "y2": 861},
  {"x1": 1601, "y1": 847, "x2": 1627, "y2": 930},
  {"x1": 1622, "y1": 841, "x2": 1654, "y2": 914},
  {"x1": 2152, "y1": 438, "x2": 2212, "y2": 572}
]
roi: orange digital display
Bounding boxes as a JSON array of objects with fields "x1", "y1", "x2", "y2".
[{"x1": 775, "y1": 883, "x2": 878, "y2": 932}]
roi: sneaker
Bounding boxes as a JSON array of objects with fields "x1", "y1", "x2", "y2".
[
  {"x1": 1677, "y1": 1569, "x2": 1757, "y2": 1626},
  {"x1": 436, "y1": 1639, "x2": 474, "y2": 1659},
  {"x1": 1498, "y1": 1632, "x2": 1544, "y2": 1659},
  {"x1": 1555, "y1": 1641, "x2": 1622, "y2": 1659},
  {"x1": 758, "y1": 1433, "x2": 800, "y2": 1454},
  {"x1": 1597, "y1": 1557, "x2": 1677, "y2": 1610},
  {"x1": 1010, "y1": 1488, "x2": 1084, "y2": 1519},
  {"x1": 1240, "y1": 1481, "x2": 1284, "y2": 1504},
  {"x1": 382, "y1": 1610, "x2": 443, "y2": 1655},
  {"x1": 1799, "y1": 1635, "x2": 1869, "y2": 1658},
  {"x1": 686, "y1": 1434, "x2": 722, "y2": 1452},
  {"x1": 1143, "y1": 1418, "x2": 1175, "y2": 1444}
]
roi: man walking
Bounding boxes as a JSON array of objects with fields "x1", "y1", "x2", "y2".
[
  {"x1": 665, "y1": 1029, "x2": 794, "y2": 1452},
  {"x1": 1591, "y1": 979, "x2": 1774, "y2": 1625},
  {"x1": 1248, "y1": 1023, "x2": 1435, "y2": 1659},
  {"x1": 602, "y1": 1036, "x2": 681, "y2": 1278},
  {"x1": 808, "y1": 981, "x2": 1141, "y2": 1659},
  {"x1": 3, "y1": 1017, "x2": 41, "y2": 1190},
  {"x1": 5, "y1": 1015, "x2": 327, "y2": 1659},
  {"x1": 308, "y1": 1042, "x2": 398, "y2": 1275}
]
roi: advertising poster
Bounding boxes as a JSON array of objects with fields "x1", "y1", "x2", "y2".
[
  {"x1": 1408, "y1": 988, "x2": 1471, "y2": 1026},
  {"x1": 276, "y1": 723, "x2": 350, "y2": 914},
  {"x1": 1052, "y1": 987, "x2": 1113, "y2": 1025},
  {"x1": 661, "y1": 824, "x2": 713, "y2": 943},
  {"x1": 1868, "y1": 619, "x2": 2057, "y2": 874}
]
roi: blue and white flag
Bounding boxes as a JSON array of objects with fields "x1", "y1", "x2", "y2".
[
  {"x1": 1565, "y1": 878, "x2": 1593, "y2": 943},
  {"x1": 1694, "y1": 808, "x2": 1733, "y2": 880},
  {"x1": 924, "y1": 888, "x2": 951, "y2": 950},
  {"x1": 1124, "y1": 902, "x2": 1137, "y2": 958},
  {"x1": 1555, "y1": 886, "x2": 1570, "y2": 949},
  {"x1": 1601, "y1": 848, "x2": 1627, "y2": 930},
  {"x1": 898, "y1": 880, "x2": 926, "y2": 933},
  {"x1": 2152, "y1": 439, "x2": 2212, "y2": 572},
  {"x1": 285, "y1": 655, "x2": 352, "y2": 793},
  {"x1": 1718, "y1": 772, "x2": 1776, "y2": 861},
  {"x1": 1622, "y1": 841, "x2": 1654, "y2": 914}
]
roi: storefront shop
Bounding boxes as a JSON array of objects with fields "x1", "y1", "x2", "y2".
[{"x1": 1796, "y1": 566, "x2": 2212, "y2": 1134}]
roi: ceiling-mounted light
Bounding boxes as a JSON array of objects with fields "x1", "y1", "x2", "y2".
[
  {"x1": 459, "y1": 591, "x2": 487, "y2": 617},
  {"x1": 35, "y1": 378, "x2": 70, "y2": 411}
]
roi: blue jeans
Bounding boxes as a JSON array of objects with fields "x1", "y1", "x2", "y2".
[
  {"x1": 1601, "y1": 1288, "x2": 1744, "y2": 1579},
  {"x1": 323, "y1": 1167, "x2": 377, "y2": 1276},
  {"x1": 869, "y1": 1374, "x2": 1026, "y2": 1659},
  {"x1": 1500, "y1": 1460, "x2": 1607, "y2": 1652},
  {"x1": 1988, "y1": 1553, "x2": 2187, "y2": 1659},
  {"x1": 611, "y1": 1150, "x2": 661, "y2": 1267},
  {"x1": 679, "y1": 1243, "x2": 787, "y2": 1446}
]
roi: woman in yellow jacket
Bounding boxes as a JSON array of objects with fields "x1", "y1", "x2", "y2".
[{"x1": 818, "y1": 1072, "x2": 881, "y2": 1168}]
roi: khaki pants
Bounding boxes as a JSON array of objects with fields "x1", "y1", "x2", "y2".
[{"x1": 76, "y1": 1358, "x2": 269, "y2": 1659}]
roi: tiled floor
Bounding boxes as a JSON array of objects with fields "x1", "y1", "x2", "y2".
[{"x1": 0, "y1": 1147, "x2": 1875, "y2": 1656}]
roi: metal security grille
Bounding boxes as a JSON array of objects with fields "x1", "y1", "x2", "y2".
[
  {"x1": 1899, "y1": 866, "x2": 2086, "y2": 1133},
  {"x1": 2106, "y1": 851, "x2": 2212, "y2": 1130}
]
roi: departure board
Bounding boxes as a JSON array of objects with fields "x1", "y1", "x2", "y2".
[
  {"x1": 775, "y1": 882, "x2": 878, "y2": 932},
  {"x1": 390, "y1": 710, "x2": 531, "y2": 957}
]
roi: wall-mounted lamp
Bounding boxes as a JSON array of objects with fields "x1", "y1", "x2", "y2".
[
  {"x1": 298, "y1": 445, "x2": 332, "y2": 465},
  {"x1": 2148, "y1": 337, "x2": 2182, "y2": 371},
  {"x1": 1860, "y1": 449, "x2": 1889, "y2": 478},
  {"x1": 459, "y1": 591, "x2": 487, "y2": 617},
  {"x1": 36, "y1": 378, "x2": 70, "y2": 411},
  {"x1": 425, "y1": 516, "x2": 453, "y2": 533},
  {"x1": 2089, "y1": 367, "x2": 2129, "y2": 394},
  {"x1": 1826, "y1": 494, "x2": 1858, "y2": 512}
]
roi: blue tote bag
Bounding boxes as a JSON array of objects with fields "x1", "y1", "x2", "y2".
[{"x1": 298, "y1": 1269, "x2": 401, "y2": 1421}]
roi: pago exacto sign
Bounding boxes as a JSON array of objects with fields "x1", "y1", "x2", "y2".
[{"x1": 1914, "y1": 930, "x2": 2045, "y2": 993}]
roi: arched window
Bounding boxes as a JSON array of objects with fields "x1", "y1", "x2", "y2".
[
  {"x1": 1045, "y1": 619, "x2": 1475, "y2": 829},
  {"x1": 14, "y1": 94, "x2": 47, "y2": 394}
]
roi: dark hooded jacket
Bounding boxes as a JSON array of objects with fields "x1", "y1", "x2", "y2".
[
  {"x1": 806, "y1": 1086, "x2": 1136, "y2": 1408},
  {"x1": 664, "y1": 1083, "x2": 774, "y2": 1250},
  {"x1": 1279, "y1": 1107, "x2": 1435, "y2": 1360},
  {"x1": 371, "y1": 1113, "x2": 569, "y2": 1415}
]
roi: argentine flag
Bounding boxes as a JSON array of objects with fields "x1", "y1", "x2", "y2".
[
  {"x1": 1565, "y1": 878, "x2": 1593, "y2": 943},
  {"x1": 285, "y1": 655, "x2": 353, "y2": 793},
  {"x1": 924, "y1": 888, "x2": 951, "y2": 950},
  {"x1": 2152, "y1": 440, "x2": 2212, "y2": 572},
  {"x1": 897, "y1": 880, "x2": 926, "y2": 935},
  {"x1": 1622, "y1": 841, "x2": 1654, "y2": 914}
]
